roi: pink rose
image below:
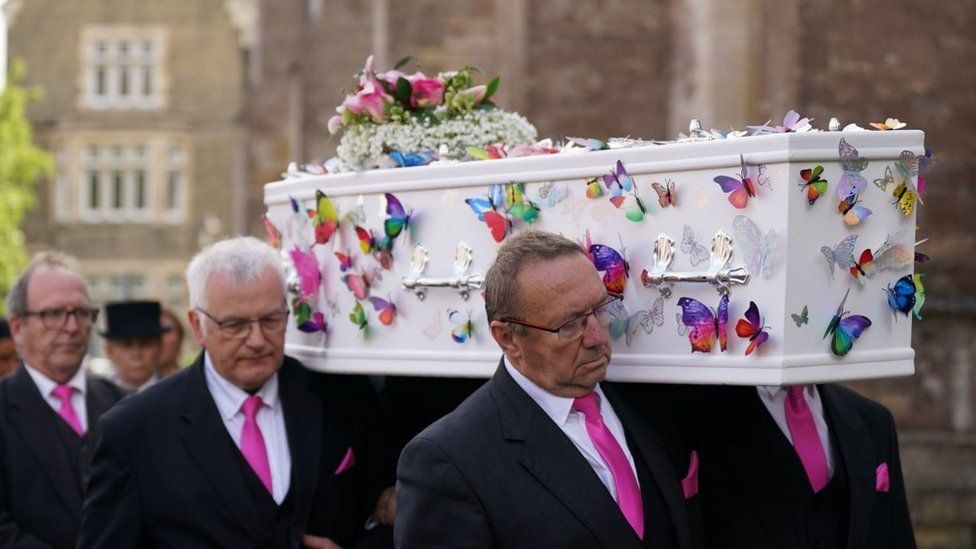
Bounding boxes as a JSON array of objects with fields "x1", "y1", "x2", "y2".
[
  {"x1": 341, "y1": 80, "x2": 391, "y2": 122},
  {"x1": 409, "y1": 77, "x2": 445, "y2": 108}
]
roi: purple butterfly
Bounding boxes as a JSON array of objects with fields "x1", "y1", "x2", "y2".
[
  {"x1": 676, "y1": 294, "x2": 729, "y2": 353},
  {"x1": 823, "y1": 288, "x2": 872, "y2": 356},
  {"x1": 837, "y1": 139, "x2": 869, "y2": 200}
]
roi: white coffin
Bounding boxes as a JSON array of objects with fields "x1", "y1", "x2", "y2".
[{"x1": 263, "y1": 130, "x2": 924, "y2": 385}]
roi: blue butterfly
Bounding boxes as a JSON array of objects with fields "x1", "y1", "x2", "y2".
[
  {"x1": 884, "y1": 274, "x2": 917, "y2": 319},
  {"x1": 390, "y1": 150, "x2": 436, "y2": 167}
]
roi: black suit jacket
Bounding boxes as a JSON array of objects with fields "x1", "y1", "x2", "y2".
[
  {"x1": 395, "y1": 360, "x2": 702, "y2": 548},
  {"x1": 0, "y1": 365, "x2": 126, "y2": 549},
  {"x1": 694, "y1": 384, "x2": 916, "y2": 549},
  {"x1": 79, "y1": 354, "x2": 383, "y2": 548}
]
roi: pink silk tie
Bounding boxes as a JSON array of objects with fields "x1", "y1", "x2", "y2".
[
  {"x1": 573, "y1": 392, "x2": 644, "y2": 540},
  {"x1": 51, "y1": 384, "x2": 85, "y2": 437},
  {"x1": 241, "y1": 395, "x2": 273, "y2": 495},
  {"x1": 785, "y1": 385, "x2": 829, "y2": 493}
]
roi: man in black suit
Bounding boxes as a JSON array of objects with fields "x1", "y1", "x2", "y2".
[
  {"x1": 79, "y1": 237, "x2": 384, "y2": 548},
  {"x1": 396, "y1": 231, "x2": 702, "y2": 548},
  {"x1": 0, "y1": 252, "x2": 127, "y2": 549},
  {"x1": 694, "y1": 383, "x2": 916, "y2": 548}
]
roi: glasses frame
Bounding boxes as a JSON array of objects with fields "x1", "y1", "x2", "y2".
[
  {"x1": 21, "y1": 307, "x2": 100, "y2": 329},
  {"x1": 500, "y1": 294, "x2": 623, "y2": 342},
  {"x1": 195, "y1": 307, "x2": 290, "y2": 340}
]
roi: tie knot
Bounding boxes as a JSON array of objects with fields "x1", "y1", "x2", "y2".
[
  {"x1": 787, "y1": 385, "x2": 806, "y2": 402},
  {"x1": 52, "y1": 384, "x2": 75, "y2": 402},
  {"x1": 242, "y1": 395, "x2": 264, "y2": 419},
  {"x1": 572, "y1": 391, "x2": 602, "y2": 421}
]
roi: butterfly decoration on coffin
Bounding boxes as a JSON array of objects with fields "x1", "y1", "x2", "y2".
[
  {"x1": 915, "y1": 149, "x2": 934, "y2": 195},
  {"x1": 341, "y1": 268, "x2": 377, "y2": 301},
  {"x1": 837, "y1": 139, "x2": 869, "y2": 200},
  {"x1": 589, "y1": 240, "x2": 630, "y2": 294},
  {"x1": 798, "y1": 166, "x2": 828, "y2": 206},
  {"x1": 349, "y1": 301, "x2": 369, "y2": 333},
  {"x1": 262, "y1": 215, "x2": 282, "y2": 249},
  {"x1": 390, "y1": 150, "x2": 436, "y2": 168},
  {"x1": 584, "y1": 177, "x2": 605, "y2": 199},
  {"x1": 677, "y1": 294, "x2": 729, "y2": 353},
  {"x1": 747, "y1": 109, "x2": 813, "y2": 134},
  {"x1": 610, "y1": 297, "x2": 665, "y2": 346},
  {"x1": 849, "y1": 248, "x2": 874, "y2": 283},
  {"x1": 292, "y1": 297, "x2": 327, "y2": 334},
  {"x1": 651, "y1": 179, "x2": 677, "y2": 208},
  {"x1": 448, "y1": 309, "x2": 473, "y2": 343},
  {"x1": 736, "y1": 301, "x2": 770, "y2": 356},
  {"x1": 871, "y1": 230, "x2": 914, "y2": 274},
  {"x1": 577, "y1": 230, "x2": 595, "y2": 262},
  {"x1": 306, "y1": 190, "x2": 340, "y2": 246},
  {"x1": 824, "y1": 288, "x2": 872, "y2": 357},
  {"x1": 884, "y1": 274, "x2": 917, "y2": 320},
  {"x1": 504, "y1": 183, "x2": 541, "y2": 225},
  {"x1": 354, "y1": 226, "x2": 393, "y2": 270},
  {"x1": 838, "y1": 192, "x2": 872, "y2": 225},
  {"x1": 538, "y1": 181, "x2": 569, "y2": 208},
  {"x1": 713, "y1": 154, "x2": 758, "y2": 209},
  {"x1": 367, "y1": 295, "x2": 397, "y2": 326},
  {"x1": 733, "y1": 215, "x2": 776, "y2": 279},
  {"x1": 289, "y1": 247, "x2": 322, "y2": 300},
  {"x1": 383, "y1": 193, "x2": 413, "y2": 247},
  {"x1": 334, "y1": 251, "x2": 353, "y2": 272},
  {"x1": 891, "y1": 150, "x2": 925, "y2": 216},
  {"x1": 675, "y1": 312, "x2": 690, "y2": 336},
  {"x1": 604, "y1": 160, "x2": 648, "y2": 222},
  {"x1": 465, "y1": 184, "x2": 511, "y2": 242},
  {"x1": 680, "y1": 225, "x2": 710, "y2": 267},
  {"x1": 791, "y1": 305, "x2": 809, "y2": 328},
  {"x1": 820, "y1": 234, "x2": 858, "y2": 279},
  {"x1": 912, "y1": 274, "x2": 926, "y2": 320},
  {"x1": 567, "y1": 137, "x2": 610, "y2": 151},
  {"x1": 873, "y1": 166, "x2": 896, "y2": 192}
]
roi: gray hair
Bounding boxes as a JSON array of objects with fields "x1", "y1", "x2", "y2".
[
  {"x1": 186, "y1": 236, "x2": 286, "y2": 309},
  {"x1": 483, "y1": 230, "x2": 586, "y2": 332},
  {"x1": 5, "y1": 251, "x2": 87, "y2": 317}
]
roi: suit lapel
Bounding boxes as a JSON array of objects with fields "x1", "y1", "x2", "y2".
[
  {"x1": 603, "y1": 383, "x2": 691, "y2": 549},
  {"x1": 278, "y1": 359, "x2": 323, "y2": 518},
  {"x1": 84, "y1": 377, "x2": 117, "y2": 442},
  {"x1": 179, "y1": 357, "x2": 265, "y2": 541},
  {"x1": 491, "y1": 362, "x2": 641, "y2": 548},
  {"x1": 5, "y1": 366, "x2": 82, "y2": 512},
  {"x1": 820, "y1": 385, "x2": 874, "y2": 549}
]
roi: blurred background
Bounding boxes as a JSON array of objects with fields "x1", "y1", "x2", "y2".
[{"x1": 1, "y1": 0, "x2": 973, "y2": 545}]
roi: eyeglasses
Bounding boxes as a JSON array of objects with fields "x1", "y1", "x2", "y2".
[
  {"x1": 22, "y1": 307, "x2": 99, "y2": 329},
  {"x1": 501, "y1": 294, "x2": 624, "y2": 342},
  {"x1": 195, "y1": 308, "x2": 289, "y2": 340}
]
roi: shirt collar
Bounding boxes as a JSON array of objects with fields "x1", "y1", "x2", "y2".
[
  {"x1": 203, "y1": 352, "x2": 279, "y2": 421},
  {"x1": 503, "y1": 354, "x2": 605, "y2": 427},
  {"x1": 23, "y1": 361, "x2": 87, "y2": 397},
  {"x1": 757, "y1": 384, "x2": 818, "y2": 400}
]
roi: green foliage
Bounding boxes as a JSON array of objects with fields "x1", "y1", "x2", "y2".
[{"x1": 0, "y1": 62, "x2": 53, "y2": 314}]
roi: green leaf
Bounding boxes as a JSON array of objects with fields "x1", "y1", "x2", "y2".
[
  {"x1": 393, "y1": 56, "x2": 413, "y2": 71},
  {"x1": 395, "y1": 77, "x2": 413, "y2": 103},
  {"x1": 484, "y1": 76, "x2": 500, "y2": 101}
]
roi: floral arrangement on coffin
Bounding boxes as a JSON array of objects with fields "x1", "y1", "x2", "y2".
[{"x1": 328, "y1": 56, "x2": 538, "y2": 170}]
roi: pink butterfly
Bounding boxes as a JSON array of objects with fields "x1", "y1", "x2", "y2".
[
  {"x1": 713, "y1": 155, "x2": 757, "y2": 209},
  {"x1": 677, "y1": 294, "x2": 729, "y2": 353},
  {"x1": 367, "y1": 296, "x2": 397, "y2": 326}
]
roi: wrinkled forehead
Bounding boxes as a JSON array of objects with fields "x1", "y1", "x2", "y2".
[
  {"x1": 515, "y1": 255, "x2": 605, "y2": 319},
  {"x1": 203, "y1": 267, "x2": 287, "y2": 312},
  {"x1": 26, "y1": 267, "x2": 90, "y2": 308}
]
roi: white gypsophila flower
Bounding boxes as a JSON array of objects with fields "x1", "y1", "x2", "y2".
[{"x1": 336, "y1": 109, "x2": 538, "y2": 170}]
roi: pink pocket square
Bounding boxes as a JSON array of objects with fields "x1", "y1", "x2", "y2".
[
  {"x1": 875, "y1": 462, "x2": 890, "y2": 493},
  {"x1": 681, "y1": 450, "x2": 699, "y2": 499},
  {"x1": 335, "y1": 446, "x2": 356, "y2": 475}
]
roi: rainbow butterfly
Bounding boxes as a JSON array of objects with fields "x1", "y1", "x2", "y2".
[
  {"x1": 307, "y1": 190, "x2": 339, "y2": 246},
  {"x1": 504, "y1": 183, "x2": 540, "y2": 225},
  {"x1": 604, "y1": 160, "x2": 648, "y2": 222},
  {"x1": 466, "y1": 184, "x2": 512, "y2": 242},
  {"x1": 292, "y1": 297, "x2": 327, "y2": 334},
  {"x1": 262, "y1": 215, "x2": 282, "y2": 249},
  {"x1": 713, "y1": 154, "x2": 757, "y2": 209},
  {"x1": 677, "y1": 294, "x2": 729, "y2": 353},
  {"x1": 735, "y1": 301, "x2": 770, "y2": 356},
  {"x1": 589, "y1": 242, "x2": 630, "y2": 295},
  {"x1": 349, "y1": 301, "x2": 369, "y2": 332},
  {"x1": 798, "y1": 165, "x2": 828, "y2": 205},
  {"x1": 448, "y1": 309, "x2": 473, "y2": 343},
  {"x1": 651, "y1": 179, "x2": 677, "y2": 208},
  {"x1": 584, "y1": 177, "x2": 605, "y2": 199},
  {"x1": 288, "y1": 247, "x2": 321, "y2": 300},
  {"x1": 367, "y1": 296, "x2": 397, "y2": 326},
  {"x1": 837, "y1": 138, "x2": 869, "y2": 200},
  {"x1": 383, "y1": 192, "x2": 412, "y2": 243},
  {"x1": 354, "y1": 226, "x2": 393, "y2": 270},
  {"x1": 849, "y1": 248, "x2": 873, "y2": 283},
  {"x1": 823, "y1": 288, "x2": 871, "y2": 357},
  {"x1": 838, "y1": 192, "x2": 872, "y2": 226},
  {"x1": 884, "y1": 274, "x2": 916, "y2": 320}
]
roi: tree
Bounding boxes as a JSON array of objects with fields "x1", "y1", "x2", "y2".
[{"x1": 0, "y1": 61, "x2": 52, "y2": 314}]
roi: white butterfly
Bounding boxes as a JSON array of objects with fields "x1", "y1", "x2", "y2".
[
  {"x1": 538, "y1": 181, "x2": 569, "y2": 208},
  {"x1": 733, "y1": 215, "x2": 777, "y2": 279},
  {"x1": 681, "y1": 225, "x2": 710, "y2": 266},
  {"x1": 621, "y1": 297, "x2": 665, "y2": 346},
  {"x1": 675, "y1": 312, "x2": 690, "y2": 336},
  {"x1": 819, "y1": 234, "x2": 858, "y2": 278}
]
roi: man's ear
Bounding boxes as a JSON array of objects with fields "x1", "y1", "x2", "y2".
[
  {"x1": 490, "y1": 320, "x2": 522, "y2": 363},
  {"x1": 187, "y1": 309, "x2": 207, "y2": 347}
]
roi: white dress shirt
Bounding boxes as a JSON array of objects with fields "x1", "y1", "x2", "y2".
[
  {"x1": 504, "y1": 356, "x2": 640, "y2": 501},
  {"x1": 204, "y1": 353, "x2": 292, "y2": 503},
  {"x1": 757, "y1": 385, "x2": 835, "y2": 477},
  {"x1": 23, "y1": 362, "x2": 89, "y2": 433}
]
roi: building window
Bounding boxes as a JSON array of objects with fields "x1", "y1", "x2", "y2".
[
  {"x1": 77, "y1": 142, "x2": 163, "y2": 222},
  {"x1": 82, "y1": 27, "x2": 166, "y2": 110},
  {"x1": 108, "y1": 274, "x2": 145, "y2": 300}
]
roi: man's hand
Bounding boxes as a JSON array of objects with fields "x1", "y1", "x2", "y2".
[
  {"x1": 302, "y1": 534, "x2": 343, "y2": 549},
  {"x1": 372, "y1": 486, "x2": 397, "y2": 526}
]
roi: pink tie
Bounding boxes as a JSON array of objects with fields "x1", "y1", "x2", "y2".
[
  {"x1": 51, "y1": 384, "x2": 85, "y2": 437},
  {"x1": 785, "y1": 386, "x2": 829, "y2": 493},
  {"x1": 573, "y1": 392, "x2": 644, "y2": 539},
  {"x1": 240, "y1": 395, "x2": 273, "y2": 495}
]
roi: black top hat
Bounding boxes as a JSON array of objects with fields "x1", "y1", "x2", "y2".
[{"x1": 100, "y1": 301, "x2": 171, "y2": 339}]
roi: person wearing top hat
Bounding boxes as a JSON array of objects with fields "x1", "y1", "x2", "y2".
[{"x1": 102, "y1": 301, "x2": 171, "y2": 392}]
